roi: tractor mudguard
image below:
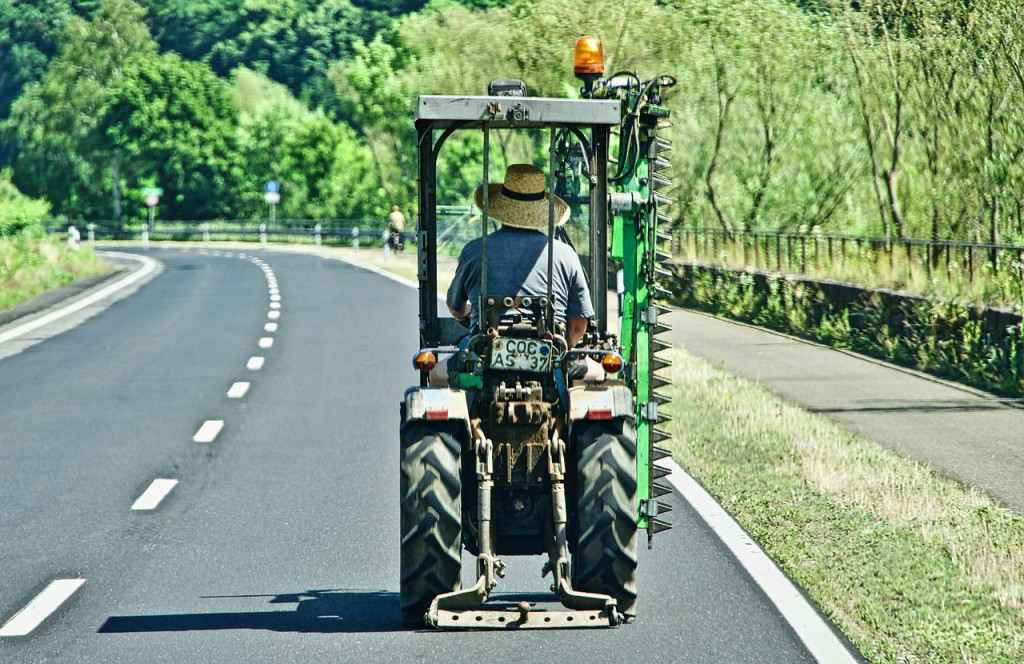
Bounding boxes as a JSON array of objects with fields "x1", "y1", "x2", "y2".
[
  {"x1": 567, "y1": 384, "x2": 635, "y2": 424},
  {"x1": 401, "y1": 387, "x2": 472, "y2": 433}
]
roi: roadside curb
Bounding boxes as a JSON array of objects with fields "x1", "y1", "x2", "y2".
[
  {"x1": 0, "y1": 270, "x2": 125, "y2": 329},
  {"x1": 0, "y1": 251, "x2": 160, "y2": 358}
]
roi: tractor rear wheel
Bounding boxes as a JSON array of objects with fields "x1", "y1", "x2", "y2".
[
  {"x1": 574, "y1": 419, "x2": 638, "y2": 618},
  {"x1": 399, "y1": 423, "x2": 463, "y2": 626}
]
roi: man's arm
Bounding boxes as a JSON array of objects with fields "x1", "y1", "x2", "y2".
[
  {"x1": 567, "y1": 317, "x2": 588, "y2": 348},
  {"x1": 446, "y1": 295, "x2": 470, "y2": 320}
]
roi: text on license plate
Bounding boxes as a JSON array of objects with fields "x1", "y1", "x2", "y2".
[{"x1": 490, "y1": 338, "x2": 552, "y2": 372}]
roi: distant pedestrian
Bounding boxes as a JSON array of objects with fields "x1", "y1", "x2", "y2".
[{"x1": 67, "y1": 225, "x2": 81, "y2": 251}]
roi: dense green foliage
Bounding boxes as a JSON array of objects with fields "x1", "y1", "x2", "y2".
[
  {"x1": 138, "y1": 0, "x2": 401, "y2": 113},
  {"x1": 4, "y1": 0, "x2": 157, "y2": 220},
  {"x1": 0, "y1": 2, "x2": 72, "y2": 141},
  {"x1": 98, "y1": 52, "x2": 244, "y2": 220},
  {"x1": 0, "y1": 170, "x2": 49, "y2": 236},
  {"x1": 2, "y1": 0, "x2": 1024, "y2": 247}
]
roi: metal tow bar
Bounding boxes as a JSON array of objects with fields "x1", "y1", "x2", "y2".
[{"x1": 425, "y1": 428, "x2": 621, "y2": 629}]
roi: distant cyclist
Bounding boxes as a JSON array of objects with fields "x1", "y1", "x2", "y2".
[{"x1": 387, "y1": 205, "x2": 406, "y2": 251}]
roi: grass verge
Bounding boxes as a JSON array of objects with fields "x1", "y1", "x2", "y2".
[
  {"x1": 0, "y1": 232, "x2": 110, "y2": 311},
  {"x1": 662, "y1": 347, "x2": 1024, "y2": 663}
]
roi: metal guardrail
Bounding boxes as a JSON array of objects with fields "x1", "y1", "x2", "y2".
[
  {"x1": 46, "y1": 213, "x2": 482, "y2": 250},
  {"x1": 50, "y1": 220, "x2": 393, "y2": 244}
]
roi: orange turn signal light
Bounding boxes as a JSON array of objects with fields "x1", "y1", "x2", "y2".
[
  {"x1": 413, "y1": 350, "x2": 437, "y2": 372},
  {"x1": 574, "y1": 36, "x2": 604, "y2": 76},
  {"x1": 601, "y1": 352, "x2": 624, "y2": 374}
]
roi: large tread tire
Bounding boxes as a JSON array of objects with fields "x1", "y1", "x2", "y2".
[
  {"x1": 574, "y1": 419, "x2": 638, "y2": 618},
  {"x1": 399, "y1": 423, "x2": 463, "y2": 626}
]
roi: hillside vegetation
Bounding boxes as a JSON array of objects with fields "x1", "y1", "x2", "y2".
[{"x1": 2, "y1": 0, "x2": 1022, "y2": 252}]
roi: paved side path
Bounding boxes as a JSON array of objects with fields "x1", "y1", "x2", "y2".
[{"x1": 664, "y1": 308, "x2": 1024, "y2": 514}]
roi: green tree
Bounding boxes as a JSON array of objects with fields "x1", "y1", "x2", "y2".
[
  {"x1": 235, "y1": 69, "x2": 383, "y2": 221},
  {"x1": 0, "y1": 170, "x2": 50, "y2": 236},
  {"x1": 143, "y1": 0, "x2": 392, "y2": 114},
  {"x1": 0, "y1": 1, "x2": 73, "y2": 126},
  {"x1": 269, "y1": 111, "x2": 384, "y2": 220},
  {"x1": 3, "y1": 0, "x2": 156, "y2": 221},
  {"x1": 97, "y1": 53, "x2": 243, "y2": 220},
  {"x1": 330, "y1": 33, "x2": 418, "y2": 211},
  {"x1": 282, "y1": 0, "x2": 392, "y2": 111}
]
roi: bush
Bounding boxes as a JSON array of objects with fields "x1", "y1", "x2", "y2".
[
  {"x1": 670, "y1": 265, "x2": 1024, "y2": 397},
  {"x1": 0, "y1": 170, "x2": 49, "y2": 237}
]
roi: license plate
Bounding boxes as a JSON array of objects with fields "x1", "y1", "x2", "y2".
[{"x1": 490, "y1": 338, "x2": 552, "y2": 372}]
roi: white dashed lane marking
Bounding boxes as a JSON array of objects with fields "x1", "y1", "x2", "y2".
[
  {"x1": 258, "y1": 337, "x2": 273, "y2": 349},
  {"x1": 131, "y1": 479, "x2": 179, "y2": 510},
  {"x1": 267, "y1": 311, "x2": 280, "y2": 320},
  {"x1": 227, "y1": 382, "x2": 250, "y2": 398},
  {"x1": 264, "y1": 323, "x2": 278, "y2": 333},
  {"x1": 0, "y1": 579, "x2": 86, "y2": 637},
  {"x1": 247, "y1": 356, "x2": 265, "y2": 370},
  {"x1": 192, "y1": 420, "x2": 225, "y2": 443}
]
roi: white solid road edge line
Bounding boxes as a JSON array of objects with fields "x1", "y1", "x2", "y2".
[
  {"x1": 131, "y1": 478, "x2": 179, "y2": 510},
  {"x1": 0, "y1": 252, "x2": 158, "y2": 346},
  {"x1": 193, "y1": 419, "x2": 225, "y2": 443},
  {"x1": 658, "y1": 458, "x2": 860, "y2": 664},
  {"x1": 0, "y1": 579, "x2": 86, "y2": 637}
]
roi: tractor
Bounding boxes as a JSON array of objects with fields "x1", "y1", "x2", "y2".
[{"x1": 399, "y1": 36, "x2": 675, "y2": 629}]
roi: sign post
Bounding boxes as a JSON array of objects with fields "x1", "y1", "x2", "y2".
[
  {"x1": 264, "y1": 180, "x2": 280, "y2": 229},
  {"x1": 142, "y1": 186, "x2": 163, "y2": 234},
  {"x1": 142, "y1": 186, "x2": 162, "y2": 247}
]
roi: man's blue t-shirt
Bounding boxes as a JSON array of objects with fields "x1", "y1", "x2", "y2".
[{"x1": 447, "y1": 226, "x2": 595, "y2": 331}]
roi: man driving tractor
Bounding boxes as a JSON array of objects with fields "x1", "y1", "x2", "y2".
[{"x1": 445, "y1": 163, "x2": 594, "y2": 348}]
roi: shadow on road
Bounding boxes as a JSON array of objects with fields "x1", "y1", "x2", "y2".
[{"x1": 97, "y1": 589, "x2": 405, "y2": 634}]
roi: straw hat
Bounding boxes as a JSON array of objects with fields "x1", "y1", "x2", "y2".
[{"x1": 474, "y1": 164, "x2": 570, "y2": 229}]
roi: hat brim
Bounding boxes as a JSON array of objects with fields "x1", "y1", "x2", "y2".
[{"x1": 474, "y1": 183, "x2": 570, "y2": 229}]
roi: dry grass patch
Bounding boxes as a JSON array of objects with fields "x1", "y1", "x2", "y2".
[{"x1": 662, "y1": 347, "x2": 1024, "y2": 663}]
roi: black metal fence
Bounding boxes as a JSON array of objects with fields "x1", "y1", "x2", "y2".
[{"x1": 674, "y1": 227, "x2": 1024, "y2": 290}]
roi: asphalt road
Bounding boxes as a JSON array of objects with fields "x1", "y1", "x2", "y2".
[
  {"x1": 0, "y1": 247, "x2": 858, "y2": 663},
  {"x1": 665, "y1": 309, "x2": 1024, "y2": 515}
]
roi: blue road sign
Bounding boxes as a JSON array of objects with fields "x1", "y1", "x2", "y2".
[{"x1": 264, "y1": 180, "x2": 280, "y2": 194}]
